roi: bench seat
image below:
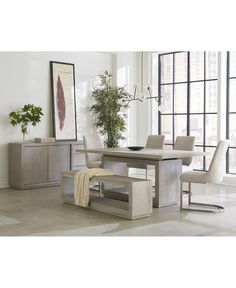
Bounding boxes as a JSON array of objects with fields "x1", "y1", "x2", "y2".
[{"x1": 62, "y1": 170, "x2": 153, "y2": 220}]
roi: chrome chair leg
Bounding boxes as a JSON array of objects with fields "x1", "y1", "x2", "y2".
[
  {"x1": 181, "y1": 204, "x2": 224, "y2": 213},
  {"x1": 180, "y1": 181, "x2": 183, "y2": 210},
  {"x1": 180, "y1": 181, "x2": 224, "y2": 213},
  {"x1": 188, "y1": 182, "x2": 191, "y2": 205}
]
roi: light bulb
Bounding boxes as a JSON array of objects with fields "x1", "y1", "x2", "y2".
[
  {"x1": 139, "y1": 92, "x2": 146, "y2": 102},
  {"x1": 158, "y1": 104, "x2": 164, "y2": 112}
]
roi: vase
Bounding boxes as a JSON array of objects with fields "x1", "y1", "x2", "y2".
[{"x1": 21, "y1": 125, "x2": 31, "y2": 143}]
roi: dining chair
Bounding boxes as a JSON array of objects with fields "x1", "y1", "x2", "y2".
[
  {"x1": 83, "y1": 133, "x2": 104, "y2": 195},
  {"x1": 174, "y1": 136, "x2": 195, "y2": 194},
  {"x1": 180, "y1": 140, "x2": 229, "y2": 213},
  {"x1": 127, "y1": 135, "x2": 165, "y2": 178},
  {"x1": 173, "y1": 136, "x2": 195, "y2": 169},
  {"x1": 83, "y1": 133, "x2": 103, "y2": 168}
]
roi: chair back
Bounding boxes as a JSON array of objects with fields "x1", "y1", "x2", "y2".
[
  {"x1": 207, "y1": 140, "x2": 229, "y2": 184},
  {"x1": 83, "y1": 134, "x2": 103, "y2": 165},
  {"x1": 174, "y1": 136, "x2": 195, "y2": 166},
  {"x1": 146, "y1": 135, "x2": 165, "y2": 149}
]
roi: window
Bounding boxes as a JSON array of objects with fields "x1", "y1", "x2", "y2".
[
  {"x1": 226, "y1": 52, "x2": 236, "y2": 174},
  {"x1": 158, "y1": 51, "x2": 218, "y2": 171}
]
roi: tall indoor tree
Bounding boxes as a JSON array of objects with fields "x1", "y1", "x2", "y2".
[{"x1": 91, "y1": 71, "x2": 130, "y2": 148}]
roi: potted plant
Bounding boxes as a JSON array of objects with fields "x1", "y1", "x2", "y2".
[
  {"x1": 9, "y1": 104, "x2": 44, "y2": 141},
  {"x1": 90, "y1": 71, "x2": 131, "y2": 148}
]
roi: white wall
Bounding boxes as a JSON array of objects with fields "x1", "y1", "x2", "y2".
[
  {"x1": 116, "y1": 52, "x2": 137, "y2": 146},
  {"x1": 0, "y1": 52, "x2": 112, "y2": 187},
  {"x1": 115, "y1": 52, "x2": 152, "y2": 147}
]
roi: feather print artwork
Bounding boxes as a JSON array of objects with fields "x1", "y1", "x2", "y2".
[{"x1": 56, "y1": 75, "x2": 66, "y2": 130}]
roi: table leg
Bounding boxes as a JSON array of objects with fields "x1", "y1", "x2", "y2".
[{"x1": 153, "y1": 159, "x2": 182, "y2": 208}]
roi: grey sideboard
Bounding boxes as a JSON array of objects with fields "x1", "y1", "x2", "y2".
[{"x1": 9, "y1": 141, "x2": 86, "y2": 189}]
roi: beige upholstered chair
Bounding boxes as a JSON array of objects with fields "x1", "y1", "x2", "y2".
[
  {"x1": 83, "y1": 134, "x2": 103, "y2": 168},
  {"x1": 174, "y1": 136, "x2": 195, "y2": 195},
  {"x1": 174, "y1": 136, "x2": 195, "y2": 168},
  {"x1": 128, "y1": 135, "x2": 165, "y2": 178},
  {"x1": 180, "y1": 140, "x2": 229, "y2": 213},
  {"x1": 146, "y1": 135, "x2": 165, "y2": 149}
]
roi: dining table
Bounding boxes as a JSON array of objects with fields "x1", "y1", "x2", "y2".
[{"x1": 76, "y1": 147, "x2": 206, "y2": 208}]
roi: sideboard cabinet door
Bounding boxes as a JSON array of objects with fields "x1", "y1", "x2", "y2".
[
  {"x1": 9, "y1": 141, "x2": 83, "y2": 189},
  {"x1": 48, "y1": 144, "x2": 70, "y2": 182},
  {"x1": 23, "y1": 146, "x2": 48, "y2": 185}
]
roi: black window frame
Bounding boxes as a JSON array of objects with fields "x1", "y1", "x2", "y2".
[
  {"x1": 226, "y1": 51, "x2": 236, "y2": 174},
  {"x1": 158, "y1": 51, "x2": 218, "y2": 171}
]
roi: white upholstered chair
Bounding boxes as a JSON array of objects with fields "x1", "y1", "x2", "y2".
[
  {"x1": 180, "y1": 140, "x2": 229, "y2": 213},
  {"x1": 128, "y1": 135, "x2": 165, "y2": 178},
  {"x1": 174, "y1": 136, "x2": 195, "y2": 194},
  {"x1": 146, "y1": 135, "x2": 165, "y2": 150},
  {"x1": 83, "y1": 134, "x2": 103, "y2": 168},
  {"x1": 174, "y1": 136, "x2": 195, "y2": 169}
]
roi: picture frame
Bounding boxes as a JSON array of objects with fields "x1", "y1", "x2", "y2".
[{"x1": 50, "y1": 61, "x2": 77, "y2": 141}]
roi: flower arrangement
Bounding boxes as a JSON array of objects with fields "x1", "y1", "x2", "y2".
[{"x1": 9, "y1": 104, "x2": 44, "y2": 141}]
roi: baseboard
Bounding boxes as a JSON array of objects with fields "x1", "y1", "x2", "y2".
[
  {"x1": 222, "y1": 175, "x2": 236, "y2": 187},
  {"x1": 0, "y1": 182, "x2": 9, "y2": 189}
]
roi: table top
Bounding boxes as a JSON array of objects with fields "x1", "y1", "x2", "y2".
[{"x1": 76, "y1": 147, "x2": 206, "y2": 161}]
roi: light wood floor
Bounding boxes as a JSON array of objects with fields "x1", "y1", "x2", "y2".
[{"x1": 0, "y1": 182, "x2": 236, "y2": 236}]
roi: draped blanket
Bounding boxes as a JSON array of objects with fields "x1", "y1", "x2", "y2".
[{"x1": 74, "y1": 168, "x2": 115, "y2": 207}]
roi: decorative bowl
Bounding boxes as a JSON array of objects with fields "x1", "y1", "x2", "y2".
[{"x1": 127, "y1": 146, "x2": 144, "y2": 151}]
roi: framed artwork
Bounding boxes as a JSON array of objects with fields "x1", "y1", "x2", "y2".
[{"x1": 50, "y1": 61, "x2": 77, "y2": 141}]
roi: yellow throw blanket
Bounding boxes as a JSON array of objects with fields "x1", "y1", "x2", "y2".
[{"x1": 74, "y1": 168, "x2": 115, "y2": 207}]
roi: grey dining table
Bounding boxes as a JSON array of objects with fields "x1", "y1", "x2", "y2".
[{"x1": 76, "y1": 147, "x2": 205, "y2": 208}]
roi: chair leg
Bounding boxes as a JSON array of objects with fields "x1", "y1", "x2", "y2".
[
  {"x1": 183, "y1": 202, "x2": 224, "y2": 213},
  {"x1": 99, "y1": 181, "x2": 101, "y2": 197},
  {"x1": 180, "y1": 182, "x2": 224, "y2": 213},
  {"x1": 188, "y1": 182, "x2": 191, "y2": 205},
  {"x1": 180, "y1": 181, "x2": 183, "y2": 211}
]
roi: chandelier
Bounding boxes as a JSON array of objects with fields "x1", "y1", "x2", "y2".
[
  {"x1": 122, "y1": 52, "x2": 162, "y2": 107},
  {"x1": 123, "y1": 84, "x2": 162, "y2": 106}
]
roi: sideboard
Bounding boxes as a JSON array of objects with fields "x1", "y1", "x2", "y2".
[{"x1": 9, "y1": 141, "x2": 86, "y2": 189}]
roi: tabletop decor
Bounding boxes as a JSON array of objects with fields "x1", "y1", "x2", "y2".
[
  {"x1": 91, "y1": 70, "x2": 130, "y2": 148},
  {"x1": 50, "y1": 61, "x2": 77, "y2": 141},
  {"x1": 127, "y1": 146, "x2": 144, "y2": 151},
  {"x1": 9, "y1": 104, "x2": 43, "y2": 142}
]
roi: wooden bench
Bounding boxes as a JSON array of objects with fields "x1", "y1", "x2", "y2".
[{"x1": 62, "y1": 170, "x2": 153, "y2": 220}]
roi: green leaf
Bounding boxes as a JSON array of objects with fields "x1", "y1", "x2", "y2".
[
  {"x1": 9, "y1": 104, "x2": 44, "y2": 135},
  {"x1": 90, "y1": 71, "x2": 130, "y2": 148}
]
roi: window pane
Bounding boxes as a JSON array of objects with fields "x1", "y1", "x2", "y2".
[
  {"x1": 160, "y1": 54, "x2": 173, "y2": 84},
  {"x1": 192, "y1": 146, "x2": 204, "y2": 170},
  {"x1": 174, "y1": 115, "x2": 187, "y2": 136},
  {"x1": 230, "y1": 52, "x2": 236, "y2": 78},
  {"x1": 229, "y1": 114, "x2": 236, "y2": 147},
  {"x1": 190, "y1": 114, "x2": 203, "y2": 145},
  {"x1": 229, "y1": 79, "x2": 236, "y2": 112},
  {"x1": 206, "y1": 80, "x2": 217, "y2": 112},
  {"x1": 205, "y1": 147, "x2": 216, "y2": 171},
  {"x1": 174, "y1": 83, "x2": 187, "y2": 113},
  {"x1": 228, "y1": 148, "x2": 236, "y2": 174},
  {"x1": 190, "y1": 51, "x2": 204, "y2": 81},
  {"x1": 190, "y1": 82, "x2": 204, "y2": 113},
  {"x1": 160, "y1": 85, "x2": 173, "y2": 113},
  {"x1": 174, "y1": 52, "x2": 187, "y2": 82},
  {"x1": 206, "y1": 51, "x2": 218, "y2": 79},
  {"x1": 205, "y1": 114, "x2": 217, "y2": 146},
  {"x1": 161, "y1": 115, "x2": 173, "y2": 144}
]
